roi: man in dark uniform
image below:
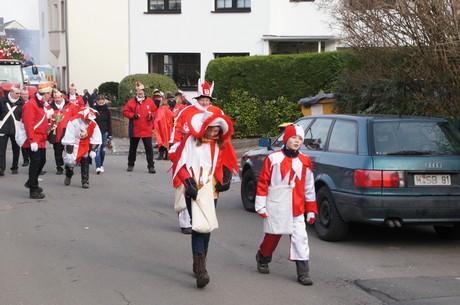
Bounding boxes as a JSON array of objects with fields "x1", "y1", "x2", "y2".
[{"x1": 0, "y1": 84, "x2": 25, "y2": 176}]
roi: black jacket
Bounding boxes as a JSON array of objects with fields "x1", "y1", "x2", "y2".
[
  {"x1": 0, "y1": 95, "x2": 25, "y2": 135},
  {"x1": 94, "y1": 104, "x2": 112, "y2": 136}
]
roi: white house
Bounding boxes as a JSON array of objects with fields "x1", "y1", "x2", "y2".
[
  {"x1": 38, "y1": 0, "x2": 129, "y2": 93},
  {"x1": 39, "y1": 0, "x2": 338, "y2": 95}
]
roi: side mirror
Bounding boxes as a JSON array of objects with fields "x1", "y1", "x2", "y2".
[
  {"x1": 259, "y1": 137, "x2": 271, "y2": 148},
  {"x1": 32, "y1": 66, "x2": 39, "y2": 75}
]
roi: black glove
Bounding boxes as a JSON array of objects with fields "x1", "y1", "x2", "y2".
[
  {"x1": 184, "y1": 178, "x2": 198, "y2": 200},
  {"x1": 215, "y1": 168, "x2": 232, "y2": 192},
  {"x1": 133, "y1": 114, "x2": 140, "y2": 119}
]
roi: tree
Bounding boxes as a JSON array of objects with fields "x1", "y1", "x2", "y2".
[{"x1": 319, "y1": 0, "x2": 460, "y2": 116}]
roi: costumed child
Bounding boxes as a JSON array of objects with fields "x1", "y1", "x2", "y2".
[
  {"x1": 169, "y1": 108, "x2": 238, "y2": 289},
  {"x1": 254, "y1": 124, "x2": 318, "y2": 285},
  {"x1": 61, "y1": 107, "x2": 102, "y2": 188}
]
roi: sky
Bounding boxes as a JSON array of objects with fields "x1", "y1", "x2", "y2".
[{"x1": 0, "y1": 0, "x2": 39, "y2": 30}]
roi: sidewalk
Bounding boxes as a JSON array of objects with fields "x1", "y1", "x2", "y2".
[{"x1": 110, "y1": 137, "x2": 259, "y2": 159}]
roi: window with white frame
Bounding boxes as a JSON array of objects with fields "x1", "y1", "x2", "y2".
[
  {"x1": 147, "y1": 0, "x2": 181, "y2": 13},
  {"x1": 148, "y1": 53, "x2": 200, "y2": 90},
  {"x1": 215, "y1": 0, "x2": 251, "y2": 12}
]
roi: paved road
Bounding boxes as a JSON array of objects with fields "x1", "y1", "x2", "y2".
[{"x1": 0, "y1": 143, "x2": 459, "y2": 305}]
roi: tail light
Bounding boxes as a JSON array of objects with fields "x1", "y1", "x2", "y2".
[{"x1": 354, "y1": 170, "x2": 404, "y2": 188}]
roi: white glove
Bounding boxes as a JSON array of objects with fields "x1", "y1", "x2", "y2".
[
  {"x1": 306, "y1": 212, "x2": 316, "y2": 225},
  {"x1": 30, "y1": 142, "x2": 38, "y2": 152},
  {"x1": 89, "y1": 151, "x2": 96, "y2": 159},
  {"x1": 257, "y1": 207, "x2": 268, "y2": 219},
  {"x1": 46, "y1": 108, "x2": 54, "y2": 118}
]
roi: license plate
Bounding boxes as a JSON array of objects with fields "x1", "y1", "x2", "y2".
[{"x1": 414, "y1": 174, "x2": 451, "y2": 186}]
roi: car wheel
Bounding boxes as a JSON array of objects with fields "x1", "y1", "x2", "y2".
[
  {"x1": 433, "y1": 224, "x2": 460, "y2": 239},
  {"x1": 314, "y1": 186, "x2": 349, "y2": 241},
  {"x1": 241, "y1": 170, "x2": 256, "y2": 212}
]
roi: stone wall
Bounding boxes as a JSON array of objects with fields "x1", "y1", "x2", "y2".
[{"x1": 111, "y1": 116, "x2": 129, "y2": 138}]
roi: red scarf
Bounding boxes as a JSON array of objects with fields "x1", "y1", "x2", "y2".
[{"x1": 76, "y1": 122, "x2": 96, "y2": 163}]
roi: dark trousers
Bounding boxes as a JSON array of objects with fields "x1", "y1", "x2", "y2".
[
  {"x1": 21, "y1": 147, "x2": 29, "y2": 161},
  {"x1": 26, "y1": 147, "x2": 46, "y2": 192},
  {"x1": 128, "y1": 137, "x2": 155, "y2": 169},
  {"x1": 53, "y1": 142, "x2": 65, "y2": 170},
  {"x1": 0, "y1": 134, "x2": 20, "y2": 171},
  {"x1": 186, "y1": 196, "x2": 218, "y2": 255}
]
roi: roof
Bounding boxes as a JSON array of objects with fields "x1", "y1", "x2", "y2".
[{"x1": 299, "y1": 92, "x2": 334, "y2": 107}]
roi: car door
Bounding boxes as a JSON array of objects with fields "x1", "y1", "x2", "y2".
[{"x1": 301, "y1": 117, "x2": 334, "y2": 176}]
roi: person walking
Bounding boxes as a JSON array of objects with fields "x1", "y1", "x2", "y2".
[
  {"x1": 154, "y1": 98, "x2": 173, "y2": 161},
  {"x1": 169, "y1": 109, "x2": 238, "y2": 288},
  {"x1": 93, "y1": 94, "x2": 112, "y2": 174},
  {"x1": 48, "y1": 89, "x2": 78, "y2": 175},
  {"x1": 19, "y1": 87, "x2": 33, "y2": 167},
  {"x1": 61, "y1": 107, "x2": 102, "y2": 188},
  {"x1": 67, "y1": 83, "x2": 85, "y2": 110},
  {"x1": 122, "y1": 82, "x2": 157, "y2": 173},
  {"x1": 0, "y1": 84, "x2": 24, "y2": 176},
  {"x1": 170, "y1": 79, "x2": 223, "y2": 234},
  {"x1": 254, "y1": 124, "x2": 318, "y2": 286},
  {"x1": 22, "y1": 83, "x2": 53, "y2": 199}
]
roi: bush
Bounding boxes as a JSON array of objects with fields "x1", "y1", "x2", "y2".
[
  {"x1": 98, "y1": 81, "x2": 119, "y2": 105},
  {"x1": 118, "y1": 73, "x2": 178, "y2": 104},
  {"x1": 206, "y1": 51, "x2": 357, "y2": 103},
  {"x1": 213, "y1": 89, "x2": 302, "y2": 138}
]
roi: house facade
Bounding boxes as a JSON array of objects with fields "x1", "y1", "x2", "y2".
[{"x1": 39, "y1": 0, "x2": 338, "y2": 95}]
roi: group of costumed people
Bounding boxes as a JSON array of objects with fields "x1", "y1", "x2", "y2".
[
  {"x1": 168, "y1": 79, "x2": 318, "y2": 289},
  {"x1": 2, "y1": 78, "x2": 319, "y2": 289},
  {"x1": 15, "y1": 82, "x2": 102, "y2": 199}
]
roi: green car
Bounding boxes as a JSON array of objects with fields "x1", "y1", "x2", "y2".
[{"x1": 240, "y1": 114, "x2": 460, "y2": 241}]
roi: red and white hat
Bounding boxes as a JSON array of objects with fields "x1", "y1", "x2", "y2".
[
  {"x1": 188, "y1": 106, "x2": 233, "y2": 140},
  {"x1": 78, "y1": 107, "x2": 99, "y2": 121},
  {"x1": 193, "y1": 78, "x2": 215, "y2": 100},
  {"x1": 136, "y1": 82, "x2": 144, "y2": 90},
  {"x1": 283, "y1": 124, "x2": 304, "y2": 144}
]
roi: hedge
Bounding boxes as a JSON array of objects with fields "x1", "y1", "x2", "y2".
[{"x1": 118, "y1": 73, "x2": 178, "y2": 104}]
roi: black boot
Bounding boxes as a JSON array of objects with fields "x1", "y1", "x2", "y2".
[
  {"x1": 80, "y1": 157, "x2": 90, "y2": 188},
  {"x1": 155, "y1": 150, "x2": 164, "y2": 161},
  {"x1": 64, "y1": 165, "x2": 73, "y2": 186},
  {"x1": 296, "y1": 260, "x2": 313, "y2": 285},
  {"x1": 193, "y1": 253, "x2": 210, "y2": 288},
  {"x1": 30, "y1": 189, "x2": 45, "y2": 199},
  {"x1": 164, "y1": 150, "x2": 169, "y2": 161},
  {"x1": 256, "y1": 250, "x2": 271, "y2": 274}
]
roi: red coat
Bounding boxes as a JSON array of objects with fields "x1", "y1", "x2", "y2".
[
  {"x1": 122, "y1": 96, "x2": 157, "y2": 138},
  {"x1": 22, "y1": 96, "x2": 48, "y2": 148},
  {"x1": 154, "y1": 105, "x2": 174, "y2": 149},
  {"x1": 66, "y1": 94, "x2": 85, "y2": 110},
  {"x1": 49, "y1": 101, "x2": 78, "y2": 143},
  {"x1": 172, "y1": 103, "x2": 185, "y2": 118}
]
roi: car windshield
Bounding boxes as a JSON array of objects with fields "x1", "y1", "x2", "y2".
[{"x1": 372, "y1": 120, "x2": 460, "y2": 155}]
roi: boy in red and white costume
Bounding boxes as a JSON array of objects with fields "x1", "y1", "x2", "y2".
[
  {"x1": 67, "y1": 83, "x2": 85, "y2": 110},
  {"x1": 61, "y1": 107, "x2": 102, "y2": 188},
  {"x1": 255, "y1": 124, "x2": 318, "y2": 285}
]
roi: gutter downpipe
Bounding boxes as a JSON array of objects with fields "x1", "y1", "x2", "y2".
[{"x1": 64, "y1": 0, "x2": 69, "y2": 90}]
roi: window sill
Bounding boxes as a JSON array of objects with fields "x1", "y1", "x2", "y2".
[
  {"x1": 211, "y1": 8, "x2": 251, "y2": 13},
  {"x1": 144, "y1": 10, "x2": 181, "y2": 14}
]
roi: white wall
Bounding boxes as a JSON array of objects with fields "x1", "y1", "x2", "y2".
[
  {"x1": 66, "y1": 0, "x2": 129, "y2": 92},
  {"x1": 129, "y1": 0, "x2": 337, "y2": 81}
]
